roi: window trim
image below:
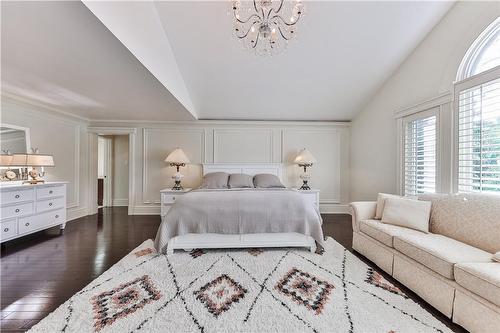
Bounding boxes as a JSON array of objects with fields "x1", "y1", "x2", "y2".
[{"x1": 398, "y1": 108, "x2": 441, "y2": 196}]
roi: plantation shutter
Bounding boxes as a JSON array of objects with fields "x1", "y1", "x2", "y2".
[
  {"x1": 458, "y1": 77, "x2": 500, "y2": 193},
  {"x1": 404, "y1": 114, "x2": 437, "y2": 195}
]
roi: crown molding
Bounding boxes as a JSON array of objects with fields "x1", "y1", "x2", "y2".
[{"x1": 394, "y1": 91, "x2": 452, "y2": 119}]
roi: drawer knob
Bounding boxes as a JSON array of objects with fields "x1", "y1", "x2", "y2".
[
  {"x1": 55, "y1": 215, "x2": 59, "y2": 218},
  {"x1": 49, "y1": 190, "x2": 53, "y2": 194},
  {"x1": 25, "y1": 223, "x2": 30, "y2": 227},
  {"x1": 49, "y1": 203, "x2": 53, "y2": 206},
  {"x1": 4, "y1": 228, "x2": 8, "y2": 232},
  {"x1": 15, "y1": 208, "x2": 20, "y2": 213},
  {"x1": 14, "y1": 194, "x2": 20, "y2": 199}
]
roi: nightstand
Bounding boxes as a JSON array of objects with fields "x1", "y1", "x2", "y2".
[
  {"x1": 293, "y1": 188, "x2": 320, "y2": 211},
  {"x1": 160, "y1": 188, "x2": 192, "y2": 217}
]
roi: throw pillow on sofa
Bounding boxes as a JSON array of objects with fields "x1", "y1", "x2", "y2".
[
  {"x1": 375, "y1": 193, "x2": 401, "y2": 219},
  {"x1": 381, "y1": 197, "x2": 432, "y2": 233},
  {"x1": 494, "y1": 252, "x2": 500, "y2": 263}
]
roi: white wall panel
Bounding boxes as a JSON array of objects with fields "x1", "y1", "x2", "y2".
[{"x1": 213, "y1": 129, "x2": 273, "y2": 163}]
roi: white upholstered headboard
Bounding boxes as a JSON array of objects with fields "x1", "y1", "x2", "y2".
[{"x1": 202, "y1": 163, "x2": 283, "y2": 181}]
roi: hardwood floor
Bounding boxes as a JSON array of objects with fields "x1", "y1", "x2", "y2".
[{"x1": 1, "y1": 208, "x2": 465, "y2": 332}]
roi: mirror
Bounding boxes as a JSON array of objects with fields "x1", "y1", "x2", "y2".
[{"x1": 0, "y1": 124, "x2": 30, "y2": 154}]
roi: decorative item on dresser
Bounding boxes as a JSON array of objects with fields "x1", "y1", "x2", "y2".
[
  {"x1": 0, "y1": 152, "x2": 17, "y2": 181},
  {"x1": 160, "y1": 188, "x2": 192, "y2": 218},
  {"x1": 11, "y1": 148, "x2": 55, "y2": 184},
  {"x1": 0, "y1": 182, "x2": 67, "y2": 243},
  {"x1": 293, "y1": 188, "x2": 320, "y2": 211},
  {"x1": 294, "y1": 148, "x2": 317, "y2": 190},
  {"x1": 164, "y1": 148, "x2": 190, "y2": 190}
]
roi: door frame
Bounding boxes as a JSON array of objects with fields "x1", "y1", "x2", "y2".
[{"x1": 87, "y1": 127, "x2": 136, "y2": 215}]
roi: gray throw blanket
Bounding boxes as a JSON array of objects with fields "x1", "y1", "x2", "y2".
[{"x1": 154, "y1": 189, "x2": 323, "y2": 253}]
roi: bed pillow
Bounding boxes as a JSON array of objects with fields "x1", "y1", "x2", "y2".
[
  {"x1": 375, "y1": 193, "x2": 401, "y2": 219},
  {"x1": 493, "y1": 252, "x2": 500, "y2": 263},
  {"x1": 200, "y1": 172, "x2": 229, "y2": 189},
  {"x1": 228, "y1": 173, "x2": 254, "y2": 188},
  {"x1": 253, "y1": 173, "x2": 285, "y2": 188},
  {"x1": 381, "y1": 197, "x2": 431, "y2": 233}
]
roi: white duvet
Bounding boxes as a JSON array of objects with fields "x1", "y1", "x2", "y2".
[{"x1": 154, "y1": 188, "x2": 324, "y2": 253}]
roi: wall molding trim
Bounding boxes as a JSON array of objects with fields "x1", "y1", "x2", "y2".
[
  {"x1": 67, "y1": 206, "x2": 89, "y2": 222},
  {"x1": 112, "y1": 198, "x2": 129, "y2": 206},
  {"x1": 394, "y1": 92, "x2": 452, "y2": 119},
  {"x1": 87, "y1": 127, "x2": 137, "y2": 135}
]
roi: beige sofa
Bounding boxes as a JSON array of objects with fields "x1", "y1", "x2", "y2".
[{"x1": 350, "y1": 193, "x2": 500, "y2": 333}]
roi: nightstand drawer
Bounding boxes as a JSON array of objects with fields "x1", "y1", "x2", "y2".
[
  {"x1": 162, "y1": 194, "x2": 178, "y2": 204},
  {"x1": 1, "y1": 218, "x2": 17, "y2": 240},
  {"x1": 1, "y1": 188, "x2": 34, "y2": 206},
  {"x1": 1, "y1": 202, "x2": 33, "y2": 219}
]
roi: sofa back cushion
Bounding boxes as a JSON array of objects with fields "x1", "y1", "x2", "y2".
[{"x1": 419, "y1": 193, "x2": 500, "y2": 253}]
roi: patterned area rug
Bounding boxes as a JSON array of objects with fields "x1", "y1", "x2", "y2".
[{"x1": 29, "y1": 238, "x2": 452, "y2": 333}]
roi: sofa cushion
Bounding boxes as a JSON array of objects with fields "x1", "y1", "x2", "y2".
[
  {"x1": 359, "y1": 219, "x2": 424, "y2": 248},
  {"x1": 394, "y1": 233, "x2": 493, "y2": 279},
  {"x1": 382, "y1": 197, "x2": 431, "y2": 233},
  {"x1": 419, "y1": 193, "x2": 500, "y2": 253},
  {"x1": 375, "y1": 193, "x2": 400, "y2": 219},
  {"x1": 454, "y1": 263, "x2": 500, "y2": 307}
]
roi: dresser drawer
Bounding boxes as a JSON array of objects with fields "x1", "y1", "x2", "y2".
[
  {"x1": 36, "y1": 185, "x2": 65, "y2": 200},
  {"x1": 1, "y1": 218, "x2": 18, "y2": 240},
  {"x1": 36, "y1": 197, "x2": 66, "y2": 213},
  {"x1": 1, "y1": 188, "x2": 34, "y2": 205},
  {"x1": 1, "y1": 202, "x2": 33, "y2": 219},
  {"x1": 18, "y1": 208, "x2": 65, "y2": 235}
]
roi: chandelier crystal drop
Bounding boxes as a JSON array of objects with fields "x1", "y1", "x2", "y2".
[{"x1": 231, "y1": 0, "x2": 304, "y2": 55}]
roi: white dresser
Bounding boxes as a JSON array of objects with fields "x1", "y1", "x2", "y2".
[
  {"x1": 160, "y1": 188, "x2": 192, "y2": 218},
  {"x1": 0, "y1": 182, "x2": 67, "y2": 243}
]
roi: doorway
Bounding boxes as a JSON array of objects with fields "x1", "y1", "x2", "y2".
[{"x1": 97, "y1": 135, "x2": 129, "y2": 208}]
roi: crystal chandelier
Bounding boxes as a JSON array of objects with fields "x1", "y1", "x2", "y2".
[{"x1": 231, "y1": 0, "x2": 304, "y2": 55}]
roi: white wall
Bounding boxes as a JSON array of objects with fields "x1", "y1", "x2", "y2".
[
  {"x1": 97, "y1": 136, "x2": 105, "y2": 178},
  {"x1": 1, "y1": 96, "x2": 90, "y2": 221},
  {"x1": 90, "y1": 121, "x2": 351, "y2": 214},
  {"x1": 350, "y1": 2, "x2": 500, "y2": 201},
  {"x1": 112, "y1": 135, "x2": 129, "y2": 206}
]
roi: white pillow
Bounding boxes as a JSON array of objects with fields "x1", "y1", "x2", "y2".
[
  {"x1": 375, "y1": 193, "x2": 401, "y2": 219},
  {"x1": 493, "y1": 252, "x2": 500, "y2": 263},
  {"x1": 381, "y1": 197, "x2": 431, "y2": 233}
]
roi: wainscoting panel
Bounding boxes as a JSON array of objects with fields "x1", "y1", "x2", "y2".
[
  {"x1": 282, "y1": 129, "x2": 341, "y2": 203},
  {"x1": 143, "y1": 128, "x2": 205, "y2": 203},
  {"x1": 213, "y1": 129, "x2": 274, "y2": 163}
]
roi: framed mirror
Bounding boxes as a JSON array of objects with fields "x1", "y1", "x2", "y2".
[{"x1": 0, "y1": 124, "x2": 31, "y2": 154}]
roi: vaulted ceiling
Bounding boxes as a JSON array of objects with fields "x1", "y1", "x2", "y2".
[{"x1": 1, "y1": 1, "x2": 454, "y2": 121}]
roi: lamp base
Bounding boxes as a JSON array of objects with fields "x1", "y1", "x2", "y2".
[
  {"x1": 23, "y1": 179, "x2": 45, "y2": 185},
  {"x1": 299, "y1": 180, "x2": 311, "y2": 190},
  {"x1": 171, "y1": 180, "x2": 183, "y2": 191}
]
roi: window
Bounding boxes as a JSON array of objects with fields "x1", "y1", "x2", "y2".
[
  {"x1": 455, "y1": 18, "x2": 500, "y2": 194},
  {"x1": 457, "y1": 78, "x2": 500, "y2": 193},
  {"x1": 403, "y1": 113, "x2": 437, "y2": 195}
]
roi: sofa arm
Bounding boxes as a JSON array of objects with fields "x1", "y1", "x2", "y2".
[{"x1": 350, "y1": 201, "x2": 377, "y2": 232}]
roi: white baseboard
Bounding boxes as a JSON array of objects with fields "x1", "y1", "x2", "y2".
[
  {"x1": 67, "y1": 206, "x2": 88, "y2": 222},
  {"x1": 320, "y1": 204, "x2": 351, "y2": 214},
  {"x1": 112, "y1": 198, "x2": 129, "y2": 206},
  {"x1": 131, "y1": 204, "x2": 351, "y2": 216}
]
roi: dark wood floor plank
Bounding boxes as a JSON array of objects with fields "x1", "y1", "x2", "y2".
[{"x1": 0, "y1": 207, "x2": 464, "y2": 332}]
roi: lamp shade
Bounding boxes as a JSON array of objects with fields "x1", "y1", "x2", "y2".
[
  {"x1": 165, "y1": 148, "x2": 190, "y2": 164},
  {"x1": 294, "y1": 148, "x2": 317, "y2": 165},
  {"x1": 27, "y1": 154, "x2": 55, "y2": 167},
  {"x1": 10, "y1": 154, "x2": 28, "y2": 167},
  {"x1": 0, "y1": 155, "x2": 13, "y2": 166}
]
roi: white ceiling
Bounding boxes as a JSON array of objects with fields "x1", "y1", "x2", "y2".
[
  {"x1": 1, "y1": 1, "x2": 454, "y2": 122},
  {"x1": 1, "y1": 1, "x2": 194, "y2": 121}
]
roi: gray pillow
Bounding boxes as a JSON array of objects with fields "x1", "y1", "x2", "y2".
[
  {"x1": 228, "y1": 173, "x2": 254, "y2": 188},
  {"x1": 200, "y1": 172, "x2": 229, "y2": 189},
  {"x1": 253, "y1": 173, "x2": 285, "y2": 188}
]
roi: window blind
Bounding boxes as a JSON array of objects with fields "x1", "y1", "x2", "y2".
[
  {"x1": 458, "y1": 77, "x2": 500, "y2": 193},
  {"x1": 404, "y1": 115, "x2": 437, "y2": 195}
]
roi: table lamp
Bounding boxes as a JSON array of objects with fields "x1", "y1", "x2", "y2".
[
  {"x1": 294, "y1": 148, "x2": 317, "y2": 190},
  {"x1": 165, "y1": 148, "x2": 190, "y2": 190}
]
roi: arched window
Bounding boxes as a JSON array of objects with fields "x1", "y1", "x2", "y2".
[
  {"x1": 457, "y1": 17, "x2": 500, "y2": 80},
  {"x1": 455, "y1": 17, "x2": 500, "y2": 194}
]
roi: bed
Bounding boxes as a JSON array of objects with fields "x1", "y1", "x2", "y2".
[{"x1": 154, "y1": 163, "x2": 323, "y2": 254}]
